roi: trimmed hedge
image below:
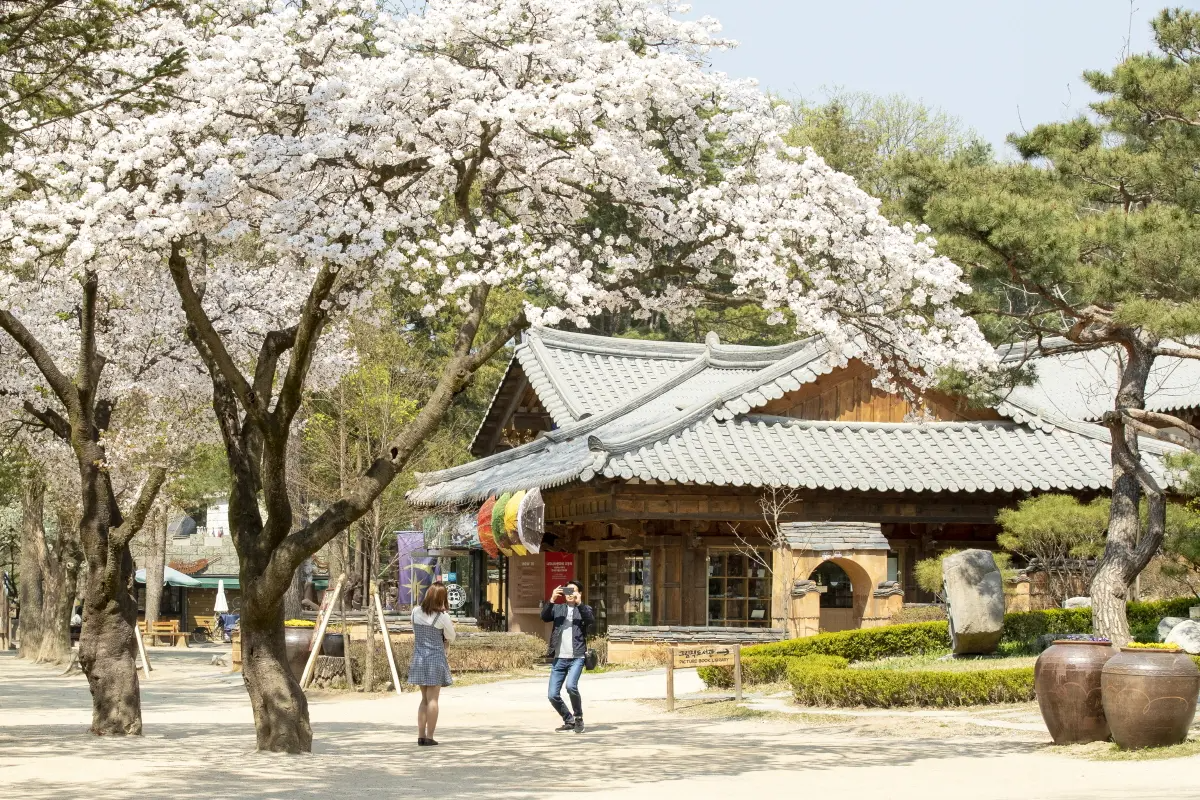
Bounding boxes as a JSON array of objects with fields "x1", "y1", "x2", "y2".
[
  {"x1": 697, "y1": 597, "x2": 1198, "y2": 689},
  {"x1": 786, "y1": 658, "x2": 1035, "y2": 708},
  {"x1": 699, "y1": 653, "x2": 849, "y2": 689}
]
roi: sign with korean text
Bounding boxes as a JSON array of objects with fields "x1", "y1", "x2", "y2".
[
  {"x1": 672, "y1": 644, "x2": 737, "y2": 669},
  {"x1": 544, "y1": 552, "x2": 575, "y2": 602}
]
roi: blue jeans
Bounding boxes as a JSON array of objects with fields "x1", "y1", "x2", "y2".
[{"x1": 548, "y1": 657, "x2": 585, "y2": 722}]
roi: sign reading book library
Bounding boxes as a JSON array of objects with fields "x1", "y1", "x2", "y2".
[
  {"x1": 672, "y1": 645, "x2": 737, "y2": 668},
  {"x1": 666, "y1": 643, "x2": 742, "y2": 712}
]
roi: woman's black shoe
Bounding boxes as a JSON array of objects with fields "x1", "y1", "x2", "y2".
[
  {"x1": 555, "y1": 721, "x2": 575, "y2": 732},
  {"x1": 425, "y1": 738, "x2": 440, "y2": 746},
  {"x1": 418, "y1": 738, "x2": 428, "y2": 746}
]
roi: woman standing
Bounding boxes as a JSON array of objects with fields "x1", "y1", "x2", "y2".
[{"x1": 408, "y1": 582, "x2": 456, "y2": 746}]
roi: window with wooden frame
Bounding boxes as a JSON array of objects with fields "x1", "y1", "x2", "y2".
[{"x1": 706, "y1": 550, "x2": 771, "y2": 628}]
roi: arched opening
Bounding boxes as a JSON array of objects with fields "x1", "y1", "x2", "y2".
[
  {"x1": 808, "y1": 558, "x2": 870, "y2": 632},
  {"x1": 810, "y1": 561, "x2": 854, "y2": 609}
]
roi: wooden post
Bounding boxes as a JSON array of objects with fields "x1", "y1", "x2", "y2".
[
  {"x1": 374, "y1": 588, "x2": 402, "y2": 696},
  {"x1": 133, "y1": 624, "x2": 152, "y2": 678},
  {"x1": 666, "y1": 646, "x2": 675, "y2": 712},
  {"x1": 300, "y1": 573, "x2": 343, "y2": 688},
  {"x1": 733, "y1": 644, "x2": 743, "y2": 704},
  {"x1": 340, "y1": 588, "x2": 355, "y2": 691},
  {"x1": 364, "y1": 582, "x2": 376, "y2": 692}
]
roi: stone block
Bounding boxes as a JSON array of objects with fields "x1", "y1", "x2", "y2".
[
  {"x1": 1063, "y1": 596, "x2": 1091, "y2": 609},
  {"x1": 943, "y1": 549, "x2": 1004, "y2": 655},
  {"x1": 1165, "y1": 620, "x2": 1200, "y2": 654},
  {"x1": 1158, "y1": 617, "x2": 1188, "y2": 643}
]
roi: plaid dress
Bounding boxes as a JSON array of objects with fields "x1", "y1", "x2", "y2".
[{"x1": 407, "y1": 612, "x2": 453, "y2": 687}]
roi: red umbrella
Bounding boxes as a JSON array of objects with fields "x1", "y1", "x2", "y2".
[{"x1": 477, "y1": 497, "x2": 499, "y2": 558}]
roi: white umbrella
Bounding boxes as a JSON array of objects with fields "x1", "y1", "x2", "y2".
[{"x1": 214, "y1": 579, "x2": 229, "y2": 614}]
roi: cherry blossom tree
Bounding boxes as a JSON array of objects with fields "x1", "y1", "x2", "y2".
[{"x1": 5, "y1": 0, "x2": 995, "y2": 751}]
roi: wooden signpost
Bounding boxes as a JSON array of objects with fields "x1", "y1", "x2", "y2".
[{"x1": 666, "y1": 643, "x2": 741, "y2": 712}]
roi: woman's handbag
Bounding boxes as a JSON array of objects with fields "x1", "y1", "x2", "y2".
[{"x1": 584, "y1": 648, "x2": 598, "y2": 671}]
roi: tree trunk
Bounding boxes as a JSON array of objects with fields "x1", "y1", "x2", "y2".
[
  {"x1": 143, "y1": 505, "x2": 168, "y2": 632},
  {"x1": 17, "y1": 475, "x2": 46, "y2": 660},
  {"x1": 77, "y1": 545, "x2": 142, "y2": 735},
  {"x1": 1091, "y1": 336, "x2": 1157, "y2": 645},
  {"x1": 240, "y1": 586, "x2": 312, "y2": 752}
]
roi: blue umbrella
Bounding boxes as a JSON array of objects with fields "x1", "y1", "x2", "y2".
[{"x1": 134, "y1": 566, "x2": 201, "y2": 587}]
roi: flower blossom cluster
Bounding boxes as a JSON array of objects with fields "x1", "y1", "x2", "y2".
[{"x1": 1, "y1": 0, "x2": 996, "y2": 426}]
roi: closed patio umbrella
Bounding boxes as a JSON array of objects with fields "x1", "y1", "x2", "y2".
[{"x1": 214, "y1": 579, "x2": 229, "y2": 614}]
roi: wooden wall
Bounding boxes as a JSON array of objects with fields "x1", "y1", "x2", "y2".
[{"x1": 758, "y1": 359, "x2": 1001, "y2": 423}]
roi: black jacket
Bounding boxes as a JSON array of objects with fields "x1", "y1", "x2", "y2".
[{"x1": 541, "y1": 601, "x2": 594, "y2": 658}]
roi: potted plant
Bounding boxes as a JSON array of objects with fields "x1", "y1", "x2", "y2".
[
  {"x1": 1034, "y1": 636, "x2": 1114, "y2": 744},
  {"x1": 282, "y1": 619, "x2": 316, "y2": 680},
  {"x1": 1101, "y1": 641, "x2": 1200, "y2": 749}
]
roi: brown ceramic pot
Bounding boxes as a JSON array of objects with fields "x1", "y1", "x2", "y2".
[
  {"x1": 283, "y1": 626, "x2": 314, "y2": 680},
  {"x1": 1034, "y1": 640, "x2": 1115, "y2": 744},
  {"x1": 1101, "y1": 647, "x2": 1200, "y2": 749}
]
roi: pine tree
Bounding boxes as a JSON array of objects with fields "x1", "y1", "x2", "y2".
[{"x1": 899, "y1": 9, "x2": 1200, "y2": 643}]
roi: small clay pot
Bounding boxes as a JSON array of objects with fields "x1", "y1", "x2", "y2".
[
  {"x1": 283, "y1": 626, "x2": 315, "y2": 680},
  {"x1": 1035, "y1": 640, "x2": 1115, "y2": 744},
  {"x1": 1101, "y1": 647, "x2": 1200, "y2": 749}
]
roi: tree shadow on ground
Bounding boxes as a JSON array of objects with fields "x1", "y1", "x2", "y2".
[{"x1": 0, "y1": 715, "x2": 1042, "y2": 800}]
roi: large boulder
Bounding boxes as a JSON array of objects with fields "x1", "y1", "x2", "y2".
[
  {"x1": 1063, "y1": 596, "x2": 1091, "y2": 609},
  {"x1": 1158, "y1": 617, "x2": 1188, "y2": 643},
  {"x1": 1165, "y1": 620, "x2": 1200, "y2": 654},
  {"x1": 943, "y1": 549, "x2": 1005, "y2": 655}
]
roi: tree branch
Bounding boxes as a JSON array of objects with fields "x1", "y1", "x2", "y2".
[
  {"x1": 0, "y1": 309, "x2": 80, "y2": 416},
  {"x1": 111, "y1": 467, "x2": 167, "y2": 551},
  {"x1": 167, "y1": 240, "x2": 265, "y2": 426}
]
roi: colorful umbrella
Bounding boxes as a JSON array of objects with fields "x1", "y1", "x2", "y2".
[
  {"x1": 503, "y1": 490, "x2": 528, "y2": 556},
  {"x1": 517, "y1": 487, "x2": 545, "y2": 554},
  {"x1": 476, "y1": 497, "x2": 499, "y2": 558},
  {"x1": 492, "y1": 492, "x2": 517, "y2": 556}
]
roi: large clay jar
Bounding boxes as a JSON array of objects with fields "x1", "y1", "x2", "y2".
[
  {"x1": 1035, "y1": 640, "x2": 1115, "y2": 744},
  {"x1": 1101, "y1": 647, "x2": 1200, "y2": 749},
  {"x1": 321, "y1": 632, "x2": 345, "y2": 658},
  {"x1": 283, "y1": 627, "x2": 315, "y2": 680}
]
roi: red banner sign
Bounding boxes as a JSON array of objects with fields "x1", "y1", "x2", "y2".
[{"x1": 544, "y1": 552, "x2": 575, "y2": 602}]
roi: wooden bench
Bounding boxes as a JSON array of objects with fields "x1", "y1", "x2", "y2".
[{"x1": 148, "y1": 620, "x2": 189, "y2": 648}]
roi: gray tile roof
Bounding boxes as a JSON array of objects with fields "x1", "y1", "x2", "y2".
[
  {"x1": 412, "y1": 330, "x2": 1185, "y2": 507},
  {"x1": 997, "y1": 337, "x2": 1200, "y2": 421},
  {"x1": 782, "y1": 522, "x2": 889, "y2": 552}
]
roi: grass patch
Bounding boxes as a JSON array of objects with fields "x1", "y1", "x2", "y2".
[{"x1": 1052, "y1": 739, "x2": 1200, "y2": 761}]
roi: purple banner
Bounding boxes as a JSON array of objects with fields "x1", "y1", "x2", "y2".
[{"x1": 396, "y1": 531, "x2": 437, "y2": 607}]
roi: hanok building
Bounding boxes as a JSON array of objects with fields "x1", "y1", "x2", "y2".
[{"x1": 409, "y1": 329, "x2": 1195, "y2": 656}]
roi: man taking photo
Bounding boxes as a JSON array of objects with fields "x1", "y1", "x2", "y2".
[{"x1": 542, "y1": 580, "x2": 593, "y2": 733}]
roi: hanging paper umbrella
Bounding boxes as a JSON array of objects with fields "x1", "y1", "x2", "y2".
[
  {"x1": 517, "y1": 487, "x2": 546, "y2": 554},
  {"x1": 502, "y1": 490, "x2": 527, "y2": 556},
  {"x1": 491, "y1": 492, "x2": 516, "y2": 556},
  {"x1": 476, "y1": 497, "x2": 499, "y2": 558}
]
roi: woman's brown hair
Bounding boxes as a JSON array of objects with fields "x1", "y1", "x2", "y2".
[{"x1": 421, "y1": 583, "x2": 449, "y2": 615}]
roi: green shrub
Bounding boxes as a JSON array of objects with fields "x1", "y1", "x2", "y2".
[
  {"x1": 695, "y1": 598, "x2": 1199, "y2": 689},
  {"x1": 1000, "y1": 598, "x2": 1196, "y2": 644},
  {"x1": 787, "y1": 659, "x2": 1035, "y2": 708},
  {"x1": 749, "y1": 621, "x2": 952, "y2": 663}
]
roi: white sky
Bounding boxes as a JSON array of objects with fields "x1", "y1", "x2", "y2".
[{"x1": 685, "y1": 1, "x2": 1196, "y2": 154}]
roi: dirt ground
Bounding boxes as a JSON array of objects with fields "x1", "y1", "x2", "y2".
[{"x1": 3, "y1": 649, "x2": 1200, "y2": 800}]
